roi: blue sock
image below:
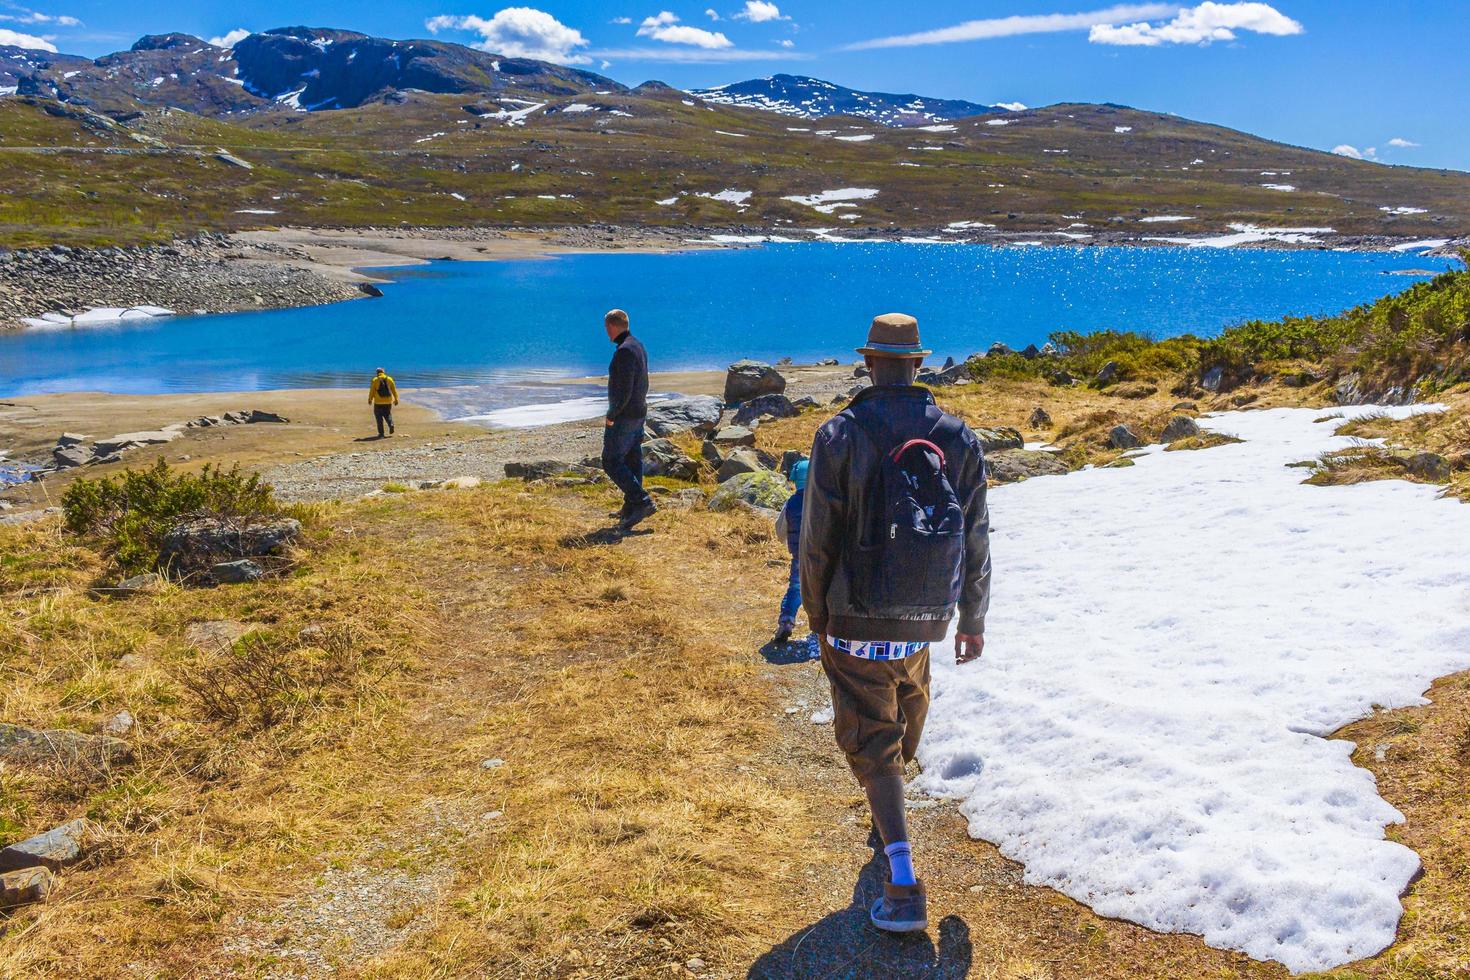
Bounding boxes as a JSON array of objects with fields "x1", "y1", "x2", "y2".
[{"x1": 884, "y1": 841, "x2": 917, "y2": 886}]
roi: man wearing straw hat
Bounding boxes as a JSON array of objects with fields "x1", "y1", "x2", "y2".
[{"x1": 800, "y1": 313, "x2": 991, "y2": 934}]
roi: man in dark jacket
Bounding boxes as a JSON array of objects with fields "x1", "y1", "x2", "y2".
[
  {"x1": 800, "y1": 313, "x2": 991, "y2": 935},
  {"x1": 602, "y1": 309, "x2": 655, "y2": 530}
]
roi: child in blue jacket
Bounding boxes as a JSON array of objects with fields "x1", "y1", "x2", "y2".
[{"x1": 775, "y1": 459, "x2": 808, "y2": 645}]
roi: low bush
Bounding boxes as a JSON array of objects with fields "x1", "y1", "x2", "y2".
[{"x1": 61, "y1": 460, "x2": 281, "y2": 575}]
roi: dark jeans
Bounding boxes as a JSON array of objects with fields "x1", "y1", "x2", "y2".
[
  {"x1": 602, "y1": 417, "x2": 651, "y2": 511},
  {"x1": 373, "y1": 403, "x2": 394, "y2": 436},
  {"x1": 779, "y1": 556, "x2": 801, "y2": 627}
]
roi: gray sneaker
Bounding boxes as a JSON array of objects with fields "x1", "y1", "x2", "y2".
[{"x1": 870, "y1": 880, "x2": 928, "y2": 933}]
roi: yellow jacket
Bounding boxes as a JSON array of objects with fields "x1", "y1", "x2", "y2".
[{"x1": 369, "y1": 374, "x2": 398, "y2": 405}]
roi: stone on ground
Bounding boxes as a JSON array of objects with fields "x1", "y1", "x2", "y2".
[
  {"x1": 0, "y1": 867, "x2": 56, "y2": 909},
  {"x1": 211, "y1": 559, "x2": 264, "y2": 584},
  {"x1": 1029, "y1": 406, "x2": 1053, "y2": 429},
  {"x1": 732, "y1": 393, "x2": 798, "y2": 427},
  {"x1": 708, "y1": 471, "x2": 792, "y2": 513},
  {"x1": 0, "y1": 819, "x2": 94, "y2": 872},
  {"x1": 987, "y1": 449, "x2": 1070, "y2": 483},
  {"x1": 641, "y1": 439, "x2": 699, "y2": 481},
  {"x1": 1162, "y1": 416, "x2": 1202, "y2": 442},
  {"x1": 970, "y1": 426, "x2": 1025, "y2": 453},
  {"x1": 712, "y1": 425, "x2": 756, "y2": 448},
  {"x1": 645, "y1": 395, "x2": 723, "y2": 437},
  {"x1": 723, "y1": 360, "x2": 786, "y2": 404},
  {"x1": 0, "y1": 722, "x2": 131, "y2": 767},
  {"x1": 1109, "y1": 424, "x2": 1144, "y2": 450},
  {"x1": 158, "y1": 516, "x2": 300, "y2": 574},
  {"x1": 716, "y1": 448, "x2": 769, "y2": 483}
]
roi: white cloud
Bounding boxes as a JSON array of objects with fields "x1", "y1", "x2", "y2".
[
  {"x1": 1089, "y1": 2, "x2": 1303, "y2": 46},
  {"x1": 0, "y1": 27, "x2": 55, "y2": 50},
  {"x1": 778, "y1": 38, "x2": 793, "y2": 47},
  {"x1": 0, "y1": 9, "x2": 81, "y2": 27},
  {"x1": 1332, "y1": 143, "x2": 1378, "y2": 161},
  {"x1": 589, "y1": 44, "x2": 800, "y2": 62},
  {"x1": 426, "y1": 8, "x2": 591, "y2": 64},
  {"x1": 208, "y1": 28, "x2": 251, "y2": 48},
  {"x1": 1387, "y1": 137, "x2": 1419, "y2": 149},
  {"x1": 637, "y1": 11, "x2": 732, "y2": 48},
  {"x1": 734, "y1": 1, "x2": 788, "y2": 22},
  {"x1": 848, "y1": 3, "x2": 1177, "y2": 49},
  {"x1": 611, "y1": 16, "x2": 632, "y2": 24},
  {"x1": 705, "y1": 8, "x2": 720, "y2": 20}
]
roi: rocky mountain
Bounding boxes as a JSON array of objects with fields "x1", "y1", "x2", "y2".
[
  {"x1": 3, "y1": 27, "x2": 621, "y2": 118},
  {"x1": 688, "y1": 74, "x2": 1008, "y2": 127}
]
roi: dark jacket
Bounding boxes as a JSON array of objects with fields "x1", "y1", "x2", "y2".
[
  {"x1": 607, "y1": 331, "x2": 649, "y2": 421},
  {"x1": 781, "y1": 487, "x2": 805, "y2": 557},
  {"x1": 800, "y1": 385, "x2": 991, "y2": 642}
]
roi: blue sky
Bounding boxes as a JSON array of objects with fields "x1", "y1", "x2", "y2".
[{"x1": 8, "y1": 1, "x2": 1468, "y2": 170}]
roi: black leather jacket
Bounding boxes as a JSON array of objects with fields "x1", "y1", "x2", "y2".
[
  {"x1": 607, "y1": 332, "x2": 649, "y2": 421},
  {"x1": 800, "y1": 385, "x2": 991, "y2": 642}
]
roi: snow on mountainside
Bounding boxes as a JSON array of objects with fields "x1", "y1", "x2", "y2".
[{"x1": 689, "y1": 74, "x2": 1010, "y2": 127}]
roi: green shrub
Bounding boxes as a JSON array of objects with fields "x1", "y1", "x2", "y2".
[{"x1": 61, "y1": 460, "x2": 280, "y2": 575}]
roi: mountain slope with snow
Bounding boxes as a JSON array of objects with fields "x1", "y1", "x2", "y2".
[{"x1": 689, "y1": 73, "x2": 1007, "y2": 126}]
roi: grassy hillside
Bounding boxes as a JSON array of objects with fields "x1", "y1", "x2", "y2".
[{"x1": 2, "y1": 89, "x2": 1468, "y2": 248}]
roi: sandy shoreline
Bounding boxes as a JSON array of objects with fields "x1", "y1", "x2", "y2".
[{"x1": 0, "y1": 363, "x2": 855, "y2": 506}]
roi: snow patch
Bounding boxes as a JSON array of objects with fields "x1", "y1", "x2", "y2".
[
  {"x1": 1379, "y1": 206, "x2": 1427, "y2": 216},
  {"x1": 918, "y1": 404, "x2": 1468, "y2": 973},
  {"x1": 834, "y1": 134, "x2": 874, "y2": 142},
  {"x1": 1261, "y1": 183, "x2": 1297, "y2": 192},
  {"x1": 782, "y1": 188, "x2": 879, "y2": 214},
  {"x1": 1138, "y1": 215, "x2": 1193, "y2": 223},
  {"x1": 1113, "y1": 125, "x2": 1133, "y2": 133}
]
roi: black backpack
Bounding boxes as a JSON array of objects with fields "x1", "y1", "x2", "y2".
[
  {"x1": 376, "y1": 377, "x2": 391, "y2": 398},
  {"x1": 848, "y1": 413, "x2": 967, "y2": 614}
]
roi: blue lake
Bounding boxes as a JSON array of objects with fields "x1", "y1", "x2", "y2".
[{"x1": 0, "y1": 243, "x2": 1456, "y2": 407}]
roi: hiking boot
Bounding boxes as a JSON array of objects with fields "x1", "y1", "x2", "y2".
[
  {"x1": 870, "y1": 881, "x2": 927, "y2": 933},
  {"x1": 619, "y1": 500, "x2": 657, "y2": 530},
  {"x1": 773, "y1": 625, "x2": 793, "y2": 646}
]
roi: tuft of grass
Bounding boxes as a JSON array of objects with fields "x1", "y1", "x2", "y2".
[{"x1": 1164, "y1": 433, "x2": 1245, "y2": 452}]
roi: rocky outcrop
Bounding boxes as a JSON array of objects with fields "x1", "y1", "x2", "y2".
[
  {"x1": 987, "y1": 450, "x2": 1069, "y2": 483},
  {"x1": 0, "y1": 819, "x2": 94, "y2": 872},
  {"x1": 731, "y1": 393, "x2": 799, "y2": 427},
  {"x1": 0, "y1": 235, "x2": 364, "y2": 332},
  {"x1": 0, "y1": 867, "x2": 56, "y2": 909},
  {"x1": 645, "y1": 396, "x2": 723, "y2": 437},
  {"x1": 711, "y1": 425, "x2": 756, "y2": 448},
  {"x1": 716, "y1": 448, "x2": 771, "y2": 483},
  {"x1": 641, "y1": 439, "x2": 699, "y2": 481},
  {"x1": 723, "y1": 360, "x2": 786, "y2": 404},
  {"x1": 1161, "y1": 416, "x2": 1202, "y2": 442},
  {"x1": 0, "y1": 722, "x2": 131, "y2": 767},
  {"x1": 157, "y1": 515, "x2": 301, "y2": 575},
  {"x1": 708, "y1": 471, "x2": 791, "y2": 513},
  {"x1": 1108, "y1": 424, "x2": 1144, "y2": 450},
  {"x1": 970, "y1": 426, "x2": 1025, "y2": 453}
]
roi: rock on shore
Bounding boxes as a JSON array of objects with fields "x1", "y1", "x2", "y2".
[{"x1": 0, "y1": 235, "x2": 366, "y2": 330}]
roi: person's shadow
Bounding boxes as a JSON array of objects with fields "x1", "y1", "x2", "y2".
[
  {"x1": 759, "y1": 632, "x2": 820, "y2": 665},
  {"x1": 558, "y1": 525, "x2": 654, "y2": 548},
  {"x1": 747, "y1": 847, "x2": 972, "y2": 979}
]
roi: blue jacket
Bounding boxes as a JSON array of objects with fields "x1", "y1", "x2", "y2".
[{"x1": 781, "y1": 487, "x2": 805, "y2": 557}]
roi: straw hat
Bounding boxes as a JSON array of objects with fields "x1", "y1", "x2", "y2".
[{"x1": 856, "y1": 313, "x2": 931, "y2": 358}]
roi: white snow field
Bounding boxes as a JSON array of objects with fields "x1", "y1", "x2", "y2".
[{"x1": 918, "y1": 405, "x2": 1470, "y2": 974}]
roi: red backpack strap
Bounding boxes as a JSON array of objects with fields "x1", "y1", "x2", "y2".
[{"x1": 890, "y1": 438, "x2": 946, "y2": 468}]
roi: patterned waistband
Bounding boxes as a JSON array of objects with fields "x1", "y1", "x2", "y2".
[{"x1": 826, "y1": 636, "x2": 930, "y2": 661}]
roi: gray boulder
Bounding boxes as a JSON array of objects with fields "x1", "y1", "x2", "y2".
[
  {"x1": 1161, "y1": 416, "x2": 1202, "y2": 442},
  {"x1": 0, "y1": 722, "x2": 131, "y2": 767},
  {"x1": 211, "y1": 559, "x2": 264, "y2": 584},
  {"x1": 505, "y1": 460, "x2": 579, "y2": 480},
  {"x1": 51, "y1": 445, "x2": 94, "y2": 469},
  {"x1": 1028, "y1": 406, "x2": 1053, "y2": 429},
  {"x1": 700, "y1": 440, "x2": 723, "y2": 467},
  {"x1": 1095, "y1": 360, "x2": 1121, "y2": 386},
  {"x1": 1201, "y1": 366, "x2": 1225, "y2": 392},
  {"x1": 1402, "y1": 451, "x2": 1451, "y2": 482},
  {"x1": 717, "y1": 448, "x2": 770, "y2": 483},
  {"x1": 55, "y1": 432, "x2": 88, "y2": 447},
  {"x1": 732, "y1": 393, "x2": 798, "y2": 427},
  {"x1": 93, "y1": 430, "x2": 180, "y2": 456},
  {"x1": 970, "y1": 426, "x2": 1024, "y2": 453},
  {"x1": 1108, "y1": 424, "x2": 1143, "y2": 450},
  {"x1": 158, "y1": 516, "x2": 301, "y2": 574},
  {"x1": 711, "y1": 425, "x2": 756, "y2": 448},
  {"x1": 646, "y1": 395, "x2": 723, "y2": 437},
  {"x1": 0, "y1": 867, "x2": 55, "y2": 909},
  {"x1": 708, "y1": 471, "x2": 792, "y2": 513},
  {"x1": 0, "y1": 819, "x2": 93, "y2": 872},
  {"x1": 247, "y1": 410, "x2": 289, "y2": 424},
  {"x1": 987, "y1": 450, "x2": 1069, "y2": 483},
  {"x1": 641, "y1": 439, "x2": 699, "y2": 481},
  {"x1": 724, "y1": 360, "x2": 786, "y2": 403}
]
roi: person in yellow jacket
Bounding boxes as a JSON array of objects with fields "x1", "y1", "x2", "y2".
[{"x1": 369, "y1": 367, "x2": 399, "y2": 437}]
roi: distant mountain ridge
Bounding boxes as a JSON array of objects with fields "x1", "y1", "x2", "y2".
[
  {"x1": 688, "y1": 74, "x2": 1010, "y2": 127},
  {"x1": 0, "y1": 27, "x2": 621, "y2": 117}
]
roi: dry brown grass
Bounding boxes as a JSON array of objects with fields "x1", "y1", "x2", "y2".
[{"x1": 4, "y1": 384, "x2": 1470, "y2": 977}]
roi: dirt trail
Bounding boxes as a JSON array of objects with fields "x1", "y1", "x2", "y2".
[{"x1": 196, "y1": 488, "x2": 1299, "y2": 980}]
